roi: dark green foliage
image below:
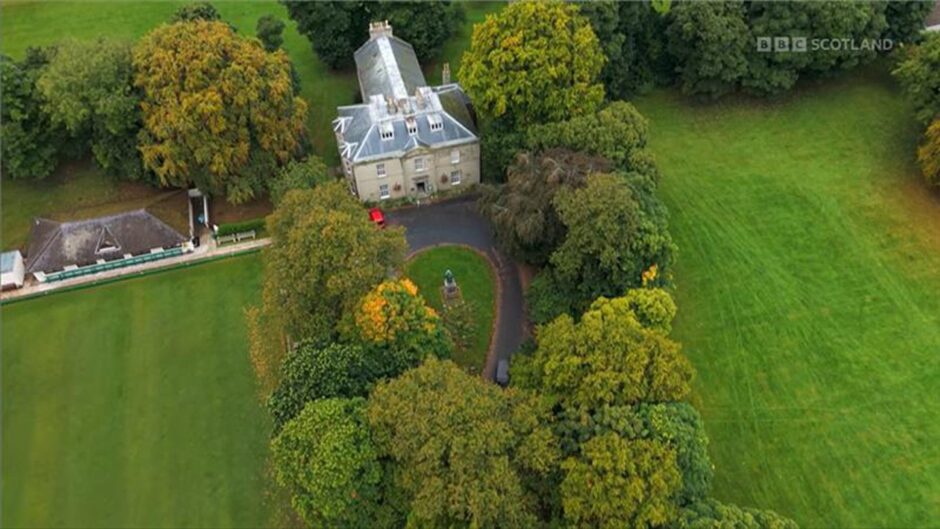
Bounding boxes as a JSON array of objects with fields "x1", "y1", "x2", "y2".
[
  {"x1": 271, "y1": 398, "x2": 383, "y2": 528},
  {"x1": 267, "y1": 155, "x2": 331, "y2": 205},
  {"x1": 281, "y1": 1, "x2": 463, "y2": 69},
  {"x1": 171, "y1": 2, "x2": 221, "y2": 23},
  {"x1": 525, "y1": 269, "x2": 579, "y2": 325},
  {"x1": 667, "y1": 0, "x2": 751, "y2": 99},
  {"x1": 741, "y1": 2, "x2": 812, "y2": 95},
  {"x1": 894, "y1": 32, "x2": 940, "y2": 125},
  {"x1": 0, "y1": 49, "x2": 62, "y2": 180},
  {"x1": 883, "y1": 0, "x2": 934, "y2": 44},
  {"x1": 527, "y1": 101, "x2": 657, "y2": 175},
  {"x1": 215, "y1": 218, "x2": 266, "y2": 237},
  {"x1": 799, "y1": 2, "x2": 886, "y2": 75},
  {"x1": 35, "y1": 38, "x2": 145, "y2": 180},
  {"x1": 480, "y1": 119, "x2": 525, "y2": 182},
  {"x1": 578, "y1": 0, "x2": 672, "y2": 98},
  {"x1": 535, "y1": 172, "x2": 675, "y2": 322},
  {"x1": 556, "y1": 403, "x2": 713, "y2": 506},
  {"x1": 479, "y1": 149, "x2": 610, "y2": 266},
  {"x1": 367, "y1": 358, "x2": 559, "y2": 528},
  {"x1": 256, "y1": 14, "x2": 285, "y2": 52},
  {"x1": 268, "y1": 342, "x2": 375, "y2": 431},
  {"x1": 678, "y1": 498, "x2": 799, "y2": 529}
]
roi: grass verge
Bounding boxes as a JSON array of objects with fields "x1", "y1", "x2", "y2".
[{"x1": 404, "y1": 245, "x2": 496, "y2": 374}]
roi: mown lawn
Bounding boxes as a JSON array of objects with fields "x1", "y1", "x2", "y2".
[
  {"x1": 0, "y1": 0, "x2": 498, "y2": 251},
  {"x1": 2, "y1": 254, "x2": 274, "y2": 528},
  {"x1": 635, "y1": 64, "x2": 940, "y2": 528},
  {"x1": 405, "y1": 246, "x2": 496, "y2": 374}
]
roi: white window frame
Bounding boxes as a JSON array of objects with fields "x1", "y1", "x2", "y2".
[
  {"x1": 378, "y1": 184, "x2": 390, "y2": 199},
  {"x1": 379, "y1": 122, "x2": 394, "y2": 141},
  {"x1": 450, "y1": 170, "x2": 461, "y2": 185},
  {"x1": 451, "y1": 149, "x2": 460, "y2": 164},
  {"x1": 376, "y1": 163, "x2": 387, "y2": 178},
  {"x1": 415, "y1": 157, "x2": 427, "y2": 172},
  {"x1": 428, "y1": 114, "x2": 443, "y2": 132},
  {"x1": 407, "y1": 118, "x2": 418, "y2": 136}
]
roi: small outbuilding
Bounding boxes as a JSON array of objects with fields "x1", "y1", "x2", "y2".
[{"x1": 1, "y1": 250, "x2": 25, "y2": 290}]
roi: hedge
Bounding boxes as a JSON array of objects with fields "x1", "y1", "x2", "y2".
[{"x1": 216, "y1": 218, "x2": 266, "y2": 237}]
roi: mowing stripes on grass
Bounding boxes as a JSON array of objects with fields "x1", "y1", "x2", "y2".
[
  {"x1": 635, "y1": 64, "x2": 940, "y2": 528},
  {"x1": 2, "y1": 254, "x2": 272, "y2": 528}
]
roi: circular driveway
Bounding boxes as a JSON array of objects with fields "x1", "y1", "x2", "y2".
[{"x1": 386, "y1": 197, "x2": 525, "y2": 380}]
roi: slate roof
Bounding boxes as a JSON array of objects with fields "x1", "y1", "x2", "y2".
[
  {"x1": 25, "y1": 210, "x2": 187, "y2": 274},
  {"x1": 336, "y1": 29, "x2": 478, "y2": 164},
  {"x1": 354, "y1": 34, "x2": 426, "y2": 100}
]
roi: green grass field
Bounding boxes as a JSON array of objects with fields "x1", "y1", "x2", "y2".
[
  {"x1": 0, "y1": 0, "x2": 497, "y2": 252},
  {"x1": 405, "y1": 246, "x2": 496, "y2": 373},
  {"x1": 2, "y1": 254, "x2": 273, "y2": 528},
  {"x1": 635, "y1": 65, "x2": 940, "y2": 528}
]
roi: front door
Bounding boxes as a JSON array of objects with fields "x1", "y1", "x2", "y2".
[{"x1": 416, "y1": 180, "x2": 427, "y2": 194}]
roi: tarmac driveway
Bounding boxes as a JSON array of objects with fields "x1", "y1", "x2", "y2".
[{"x1": 386, "y1": 196, "x2": 525, "y2": 380}]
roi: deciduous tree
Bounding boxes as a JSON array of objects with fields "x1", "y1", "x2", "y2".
[
  {"x1": 261, "y1": 182, "x2": 406, "y2": 344},
  {"x1": 133, "y1": 20, "x2": 307, "y2": 203},
  {"x1": 170, "y1": 2, "x2": 221, "y2": 23},
  {"x1": 267, "y1": 155, "x2": 331, "y2": 205},
  {"x1": 36, "y1": 39, "x2": 144, "y2": 179},
  {"x1": 346, "y1": 279, "x2": 452, "y2": 378},
  {"x1": 367, "y1": 358, "x2": 559, "y2": 528},
  {"x1": 894, "y1": 32, "x2": 940, "y2": 126},
  {"x1": 480, "y1": 149, "x2": 610, "y2": 265},
  {"x1": 527, "y1": 101, "x2": 657, "y2": 175},
  {"x1": 256, "y1": 14, "x2": 285, "y2": 52},
  {"x1": 268, "y1": 342, "x2": 375, "y2": 431},
  {"x1": 549, "y1": 173, "x2": 675, "y2": 315},
  {"x1": 272, "y1": 398, "x2": 382, "y2": 528},
  {"x1": 525, "y1": 294, "x2": 693, "y2": 410},
  {"x1": 0, "y1": 49, "x2": 62, "y2": 180},
  {"x1": 918, "y1": 118, "x2": 940, "y2": 187},
  {"x1": 282, "y1": 1, "x2": 462, "y2": 69},
  {"x1": 561, "y1": 434, "x2": 682, "y2": 529},
  {"x1": 459, "y1": 0, "x2": 605, "y2": 127},
  {"x1": 678, "y1": 498, "x2": 799, "y2": 529},
  {"x1": 667, "y1": 0, "x2": 751, "y2": 99}
]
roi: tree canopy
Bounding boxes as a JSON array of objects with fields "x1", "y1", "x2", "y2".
[
  {"x1": 522, "y1": 293, "x2": 693, "y2": 410},
  {"x1": 267, "y1": 342, "x2": 375, "y2": 431},
  {"x1": 133, "y1": 20, "x2": 307, "y2": 203},
  {"x1": 894, "y1": 32, "x2": 940, "y2": 126},
  {"x1": 282, "y1": 1, "x2": 462, "y2": 69},
  {"x1": 367, "y1": 358, "x2": 559, "y2": 528},
  {"x1": 459, "y1": 0, "x2": 605, "y2": 127},
  {"x1": 267, "y1": 155, "x2": 331, "y2": 205},
  {"x1": 561, "y1": 434, "x2": 682, "y2": 528},
  {"x1": 0, "y1": 49, "x2": 62, "y2": 180},
  {"x1": 345, "y1": 278, "x2": 452, "y2": 378},
  {"x1": 37, "y1": 38, "x2": 144, "y2": 180},
  {"x1": 271, "y1": 398, "x2": 382, "y2": 528},
  {"x1": 918, "y1": 118, "x2": 940, "y2": 187},
  {"x1": 479, "y1": 149, "x2": 610, "y2": 265},
  {"x1": 261, "y1": 182, "x2": 406, "y2": 344},
  {"x1": 256, "y1": 14, "x2": 285, "y2": 52}
]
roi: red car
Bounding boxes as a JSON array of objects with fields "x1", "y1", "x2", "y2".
[{"x1": 369, "y1": 207, "x2": 386, "y2": 228}]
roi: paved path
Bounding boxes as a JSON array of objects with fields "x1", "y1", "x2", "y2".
[
  {"x1": 1, "y1": 237, "x2": 270, "y2": 303},
  {"x1": 387, "y1": 197, "x2": 526, "y2": 380}
]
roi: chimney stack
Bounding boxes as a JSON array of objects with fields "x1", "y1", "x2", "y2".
[
  {"x1": 369, "y1": 20, "x2": 393, "y2": 40},
  {"x1": 442, "y1": 62, "x2": 451, "y2": 84}
]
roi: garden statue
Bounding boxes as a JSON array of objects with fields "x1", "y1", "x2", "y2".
[{"x1": 443, "y1": 269, "x2": 460, "y2": 299}]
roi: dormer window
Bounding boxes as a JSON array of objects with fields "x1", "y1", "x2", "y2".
[
  {"x1": 428, "y1": 113, "x2": 443, "y2": 132},
  {"x1": 380, "y1": 122, "x2": 394, "y2": 141},
  {"x1": 407, "y1": 118, "x2": 417, "y2": 136}
]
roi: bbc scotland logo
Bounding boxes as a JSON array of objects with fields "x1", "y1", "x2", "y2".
[{"x1": 757, "y1": 36, "x2": 808, "y2": 53}]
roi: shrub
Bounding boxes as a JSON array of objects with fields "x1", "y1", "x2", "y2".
[{"x1": 216, "y1": 218, "x2": 265, "y2": 237}]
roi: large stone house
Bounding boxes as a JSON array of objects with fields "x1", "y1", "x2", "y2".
[{"x1": 333, "y1": 21, "x2": 480, "y2": 202}]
